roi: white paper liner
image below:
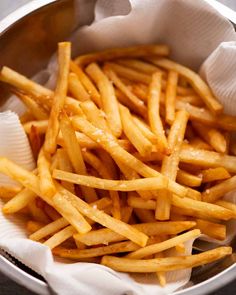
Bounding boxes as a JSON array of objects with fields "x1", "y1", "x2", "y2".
[{"x1": 0, "y1": 0, "x2": 236, "y2": 294}]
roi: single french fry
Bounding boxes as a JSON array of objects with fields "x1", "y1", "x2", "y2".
[
  {"x1": 172, "y1": 195, "x2": 234, "y2": 221},
  {"x1": 121, "y1": 206, "x2": 133, "y2": 223},
  {"x1": 130, "y1": 83, "x2": 148, "y2": 102},
  {"x1": 195, "y1": 219, "x2": 226, "y2": 240},
  {"x1": 156, "y1": 110, "x2": 189, "y2": 220},
  {"x1": 57, "y1": 148, "x2": 75, "y2": 193},
  {"x1": 44, "y1": 225, "x2": 76, "y2": 249},
  {"x1": 68, "y1": 73, "x2": 90, "y2": 101},
  {"x1": 71, "y1": 116, "x2": 188, "y2": 197},
  {"x1": 53, "y1": 193, "x2": 91, "y2": 234},
  {"x1": 2, "y1": 188, "x2": 36, "y2": 214},
  {"x1": 96, "y1": 149, "x2": 118, "y2": 180},
  {"x1": 104, "y1": 66, "x2": 147, "y2": 117},
  {"x1": 202, "y1": 175, "x2": 236, "y2": 203},
  {"x1": 201, "y1": 167, "x2": 231, "y2": 183},
  {"x1": 74, "y1": 221, "x2": 196, "y2": 246},
  {"x1": 15, "y1": 91, "x2": 48, "y2": 120},
  {"x1": 0, "y1": 186, "x2": 21, "y2": 199},
  {"x1": 70, "y1": 61, "x2": 101, "y2": 107},
  {"x1": 75, "y1": 45, "x2": 170, "y2": 66},
  {"x1": 58, "y1": 189, "x2": 148, "y2": 247},
  {"x1": 53, "y1": 240, "x2": 140, "y2": 259},
  {"x1": 177, "y1": 95, "x2": 204, "y2": 107},
  {"x1": 148, "y1": 57, "x2": 223, "y2": 115},
  {"x1": 101, "y1": 247, "x2": 232, "y2": 272},
  {"x1": 126, "y1": 229, "x2": 200, "y2": 259},
  {"x1": 192, "y1": 121, "x2": 226, "y2": 153},
  {"x1": 20, "y1": 112, "x2": 35, "y2": 124},
  {"x1": 44, "y1": 42, "x2": 71, "y2": 154},
  {"x1": 215, "y1": 200, "x2": 236, "y2": 216},
  {"x1": 179, "y1": 145, "x2": 236, "y2": 173},
  {"x1": 28, "y1": 125, "x2": 43, "y2": 161},
  {"x1": 60, "y1": 113, "x2": 98, "y2": 202},
  {"x1": 85, "y1": 63, "x2": 122, "y2": 137},
  {"x1": 116, "y1": 58, "x2": 165, "y2": 75},
  {"x1": 147, "y1": 72, "x2": 169, "y2": 154},
  {"x1": 119, "y1": 104, "x2": 153, "y2": 157},
  {"x1": 176, "y1": 170, "x2": 202, "y2": 187},
  {"x1": 176, "y1": 100, "x2": 236, "y2": 131},
  {"x1": 37, "y1": 148, "x2": 56, "y2": 198},
  {"x1": 165, "y1": 71, "x2": 178, "y2": 124}
]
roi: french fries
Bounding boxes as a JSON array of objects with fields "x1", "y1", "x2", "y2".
[{"x1": 1, "y1": 42, "x2": 236, "y2": 287}]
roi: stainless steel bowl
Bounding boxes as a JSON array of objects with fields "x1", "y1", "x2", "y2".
[{"x1": 0, "y1": 0, "x2": 235, "y2": 294}]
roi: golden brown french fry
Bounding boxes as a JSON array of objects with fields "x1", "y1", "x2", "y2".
[
  {"x1": 2, "y1": 188, "x2": 36, "y2": 214},
  {"x1": 201, "y1": 167, "x2": 231, "y2": 183},
  {"x1": 71, "y1": 116, "x2": 187, "y2": 197},
  {"x1": 148, "y1": 57, "x2": 223, "y2": 115},
  {"x1": 74, "y1": 221, "x2": 196, "y2": 246},
  {"x1": 104, "y1": 66, "x2": 147, "y2": 117},
  {"x1": 156, "y1": 110, "x2": 189, "y2": 220},
  {"x1": 116, "y1": 58, "x2": 165, "y2": 75},
  {"x1": 195, "y1": 219, "x2": 226, "y2": 240},
  {"x1": 172, "y1": 195, "x2": 234, "y2": 221},
  {"x1": 37, "y1": 148, "x2": 56, "y2": 198},
  {"x1": 70, "y1": 61, "x2": 101, "y2": 107},
  {"x1": 28, "y1": 199, "x2": 51, "y2": 223},
  {"x1": 165, "y1": 71, "x2": 178, "y2": 124},
  {"x1": 177, "y1": 95, "x2": 204, "y2": 107},
  {"x1": 75, "y1": 45, "x2": 170, "y2": 66},
  {"x1": 192, "y1": 121, "x2": 226, "y2": 153},
  {"x1": 119, "y1": 104, "x2": 153, "y2": 157},
  {"x1": 189, "y1": 137, "x2": 213, "y2": 151},
  {"x1": 176, "y1": 170, "x2": 202, "y2": 187},
  {"x1": 179, "y1": 145, "x2": 236, "y2": 173},
  {"x1": 15, "y1": 91, "x2": 48, "y2": 120},
  {"x1": 0, "y1": 186, "x2": 21, "y2": 199},
  {"x1": 126, "y1": 229, "x2": 200, "y2": 259},
  {"x1": 57, "y1": 189, "x2": 148, "y2": 247},
  {"x1": 134, "y1": 208, "x2": 156, "y2": 223},
  {"x1": 147, "y1": 72, "x2": 169, "y2": 154},
  {"x1": 202, "y1": 175, "x2": 236, "y2": 203},
  {"x1": 27, "y1": 221, "x2": 45, "y2": 234},
  {"x1": 176, "y1": 100, "x2": 236, "y2": 131},
  {"x1": 44, "y1": 225, "x2": 76, "y2": 249},
  {"x1": 85, "y1": 63, "x2": 122, "y2": 137},
  {"x1": 60, "y1": 113, "x2": 98, "y2": 202},
  {"x1": 68, "y1": 73, "x2": 90, "y2": 101},
  {"x1": 53, "y1": 240, "x2": 140, "y2": 259},
  {"x1": 20, "y1": 112, "x2": 35, "y2": 124},
  {"x1": 101, "y1": 247, "x2": 232, "y2": 272},
  {"x1": 53, "y1": 169, "x2": 168, "y2": 192},
  {"x1": 44, "y1": 42, "x2": 71, "y2": 154},
  {"x1": 130, "y1": 83, "x2": 148, "y2": 102},
  {"x1": 215, "y1": 200, "x2": 236, "y2": 216},
  {"x1": 96, "y1": 149, "x2": 118, "y2": 180},
  {"x1": 121, "y1": 206, "x2": 133, "y2": 223},
  {"x1": 53, "y1": 193, "x2": 91, "y2": 234},
  {"x1": 28, "y1": 125, "x2": 43, "y2": 161},
  {"x1": 57, "y1": 149, "x2": 75, "y2": 193}
]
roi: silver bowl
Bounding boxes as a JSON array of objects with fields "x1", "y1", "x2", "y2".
[{"x1": 0, "y1": 0, "x2": 235, "y2": 294}]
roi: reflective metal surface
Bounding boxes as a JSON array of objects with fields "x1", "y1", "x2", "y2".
[{"x1": 0, "y1": 0, "x2": 235, "y2": 294}]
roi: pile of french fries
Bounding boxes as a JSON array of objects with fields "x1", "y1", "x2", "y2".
[{"x1": 1, "y1": 42, "x2": 236, "y2": 286}]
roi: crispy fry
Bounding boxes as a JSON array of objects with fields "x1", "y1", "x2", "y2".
[
  {"x1": 60, "y1": 112, "x2": 98, "y2": 202},
  {"x1": 202, "y1": 175, "x2": 236, "y2": 203},
  {"x1": 70, "y1": 61, "x2": 101, "y2": 106},
  {"x1": 134, "y1": 208, "x2": 156, "y2": 223},
  {"x1": 0, "y1": 186, "x2": 21, "y2": 199},
  {"x1": 215, "y1": 200, "x2": 236, "y2": 216},
  {"x1": 75, "y1": 45, "x2": 170, "y2": 66},
  {"x1": 85, "y1": 63, "x2": 122, "y2": 137},
  {"x1": 148, "y1": 58, "x2": 223, "y2": 115},
  {"x1": 195, "y1": 219, "x2": 226, "y2": 240},
  {"x1": 28, "y1": 199, "x2": 51, "y2": 223},
  {"x1": 147, "y1": 72, "x2": 168, "y2": 154},
  {"x1": 27, "y1": 221, "x2": 45, "y2": 234},
  {"x1": 101, "y1": 247, "x2": 232, "y2": 272},
  {"x1": 201, "y1": 167, "x2": 231, "y2": 183},
  {"x1": 126, "y1": 229, "x2": 200, "y2": 259},
  {"x1": 165, "y1": 71, "x2": 178, "y2": 124},
  {"x1": 176, "y1": 170, "x2": 202, "y2": 187},
  {"x1": 68, "y1": 73, "x2": 90, "y2": 101},
  {"x1": 192, "y1": 121, "x2": 226, "y2": 153},
  {"x1": 132, "y1": 116, "x2": 158, "y2": 144},
  {"x1": 189, "y1": 137, "x2": 213, "y2": 151},
  {"x1": 44, "y1": 225, "x2": 76, "y2": 249},
  {"x1": 28, "y1": 125, "x2": 43, "y2": 160},
  {"x1": 74, "y1": 221, "x2": 196, "y2": 246},
  {"x1": 23, "y1": 120, "x2": 48, "y2": 134},
  {"x1": 119, "y1": 104, "x2": 152, "y2": 157}
]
